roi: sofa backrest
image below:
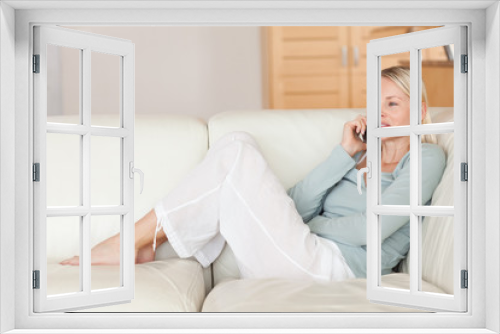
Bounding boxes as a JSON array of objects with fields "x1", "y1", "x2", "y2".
[{"x1": 398, "y1": 107, "x2": 455, "y2": 294}]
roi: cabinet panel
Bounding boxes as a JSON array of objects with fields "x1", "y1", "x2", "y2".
[
  {"x1": 267, "y1": 26, "x2": 349, "y2": 109},
  {"x1": 281, "y1": 58, "x2": 338, "y2": 76},
  {"x1": 282, "y1": 94, "x2": 344, "y2": 109},
  {"x1": 282, "y1": 40, "x2": 340, "y2": 57},
  {"x1": 266, "y1": 26, "x2": 446, "y2": 110},
  {"x1": 281, "y1": 26, "x2": 340, "y2": 39},
  {"x1": 350, "y1": 73, "x2": 367, "y2": 108},
  {"x1": 282, "y1": 77, "x2": 341, "y2": 93}
]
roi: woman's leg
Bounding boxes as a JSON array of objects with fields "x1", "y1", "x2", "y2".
[
  {"x1": 155, "y1": 132, "x2": 353, "y2": 282},
  {"x1": 59, "y1": 132, "x2": 255, "y2": 266},
  {"x1": 60, "y1": 209, "x2": 167, "y2": 266}
]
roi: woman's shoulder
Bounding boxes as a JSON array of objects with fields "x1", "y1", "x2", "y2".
[
  {"x1": 395, "y1": 143, "x2": 445, "y2": 174},
  {"x1": 421, "y1": 143, "x2": 446, "y2": 162}
]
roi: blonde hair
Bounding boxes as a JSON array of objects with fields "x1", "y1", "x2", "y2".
[{"x1": 381, "y1": 66, "x2": 437, "y2": 144}]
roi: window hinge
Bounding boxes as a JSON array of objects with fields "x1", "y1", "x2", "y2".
[
  {"x1": 33, "y1": 270, "x2": 40, "y2": 289},
  {"x1": 461, "y1": 54, "x2": 468, "y2": 73},
  {"x1": 33, "y1": 54, "x2": 40, "y2": 73},
  {"x1": 461, "y1": 162, "x2": 468, "y2": 181},
  {"x1": 33, "y1": 163, "x2": 40, "y2": 182},
  {"x1": 461, "y1": 270, "x2": 468, "y2": 289}
]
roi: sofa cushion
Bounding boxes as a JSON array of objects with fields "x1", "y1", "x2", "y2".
[
  {"x1": 398, "y1": 108, "x2": 455, "y2": 294},
  {"x1": 208, "y1": 109, "x2": 362, "y2": 283},
  {"x1": 209, "y1": 108, "x2": 457, "y2": 294},
  {"x1": 208, "y1": 109, "x2": 362, "y2": 190},
  {"x1": 202, "y1": 274, "x2": 444, "y2": 312},
  {"x1": 47, "y1": 259, "x2": 205, "y2": 312}
]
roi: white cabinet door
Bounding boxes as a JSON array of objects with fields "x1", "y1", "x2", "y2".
[
  {"x1": 33, "y1": 26, "x2": 135, "y2": 312},
  {"x1": 366, "y1": 26, "x2": 467, "y2": 311}
]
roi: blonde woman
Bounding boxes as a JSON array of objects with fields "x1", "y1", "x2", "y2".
[{"x1": 62, "y1": 66, "x2": 445, "y2": 282}]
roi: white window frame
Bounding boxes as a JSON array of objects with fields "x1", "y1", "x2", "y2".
[
  {"x1": 33, "y1": 25, "x2": 136, "y2": 312},
  {"x1": 1, "y1": 2, "x2": 498, "y2": 333},
  {"x1": 366, "y1": 26, "x2": 468, "y2": 312}
]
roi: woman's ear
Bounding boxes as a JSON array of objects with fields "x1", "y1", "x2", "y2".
[{"x1": 421, "y1": 102, "x2": 428, "y2": 123}]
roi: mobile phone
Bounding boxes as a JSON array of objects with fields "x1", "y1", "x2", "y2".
[{"x1": 360, "y1": 129, "x2": 367, "y2": 143}]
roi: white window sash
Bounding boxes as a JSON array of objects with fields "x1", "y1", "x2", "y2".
[
  {"x1": 33, "y1": 25, "x2": 135, "y2": 312},
  {"x1": 366, "y1": 25, "x2": 468, "y2": 312}
]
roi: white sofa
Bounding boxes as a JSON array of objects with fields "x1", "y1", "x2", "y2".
[{"x1": 46, "y1": 108, "x2": 454, "y2": 312}]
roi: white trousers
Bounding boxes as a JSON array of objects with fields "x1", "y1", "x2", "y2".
[{"x1": 154, "y1": 132, "x2": 354, "y2": 283}]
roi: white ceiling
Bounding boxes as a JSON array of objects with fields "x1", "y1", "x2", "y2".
[{"x1": 4, "y1": 0, "x2": 497, "y2": 10}]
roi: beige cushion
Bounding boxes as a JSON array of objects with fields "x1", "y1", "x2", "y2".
[
  {"x1": 208, "y1": 109, "x2": 362, "y2": 190},
  {"x1": 202, "y1": 274, "x2": 444, "y2": 312},
  {"x1": 47, "y1": 259, "x2": 205, "y2": 312},
  {"x1": 208, "y1": 109, "x2": 362, "y2": 283},
  {"x1": 209, "y1": 108, "x2": 457, "y2": 292},
  {"x1": 420, "y1": 133, "x2": 455, "y2": 293},
  {"x1": 399, "y1": 108, "x2": 455, "y2": 294}
]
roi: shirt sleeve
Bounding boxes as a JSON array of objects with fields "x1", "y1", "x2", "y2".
[
  {"x1": 307, "y1": 144, "x2": 446, "y2": 246},
  {"x1": 287, "y1": 144, "x2": 356, "y2": 223}
]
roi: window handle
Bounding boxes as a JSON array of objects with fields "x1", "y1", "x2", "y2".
[
  {"x1": 129, "y1": 162, "x2": 144, "y2": 194},
  {"x1": 357, "y1": 162, "x2": 371, "y2": 195}
]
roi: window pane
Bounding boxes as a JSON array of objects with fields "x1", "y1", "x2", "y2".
[
  {"x1": 91, "y1": 136, "x2": 121, "y2": 206},
  {"x1": 47, "y1": 216, "x2": 81, "y2": 295},
  {"x1": 379, "y1": 215, "x2": 410, "y2": 291},
  {"x1": 91, "y1": 215, "x2": 121, "y2": 291},
  {"x1": 379, "y1": 136, "x2": 410, "y2": 206},
  {"x1": 47, "y1": 44, "x2": 81, "y2": 124},
  {"x1": 91, "y1": 52, "x2": 121, "y2": 127},
  {"x1": 46, "y1": 133, "x2": 81, "y2": 207},
  {"x1": 420, "y1": 133, "x2": 453, "y2": 206},
  {"x1": 420, "y1": 44, "x2": 454, "y2": 124},
  {"x1": 380, "y1": 51, "x2": 410, "y2": 72},
  {"x1": 379, "y1": 52, "x2": 410, "y2": 127},
  {"x1": 420, "y1": 216, "x2": 454, "y2": 295}
]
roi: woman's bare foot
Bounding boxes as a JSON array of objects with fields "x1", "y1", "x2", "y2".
[
  {"x1": 59, "y1": 209, "x2": 167, "y2": 266},
  {"x1": 136, "y1": 244, "x2": 156, "y2": 264},
  {"x1": 59, "y1": 236, "x2": 121, "y2": 266}
]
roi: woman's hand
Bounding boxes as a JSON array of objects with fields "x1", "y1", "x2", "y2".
[{"x1": 341, "y1": 114, "x2": 367, "y2": 157}]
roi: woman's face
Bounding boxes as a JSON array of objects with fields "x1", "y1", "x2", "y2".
[{"x1": 380, "y1": 77, "x2": 410, "y2": 128}]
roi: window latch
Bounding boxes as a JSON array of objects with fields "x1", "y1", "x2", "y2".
[
  {"x1": 129, "y1": 162, "x2": 144, "y2": 194},
  {"x1": 357, "y1": 162, "x2": 371, "y2": 195}
]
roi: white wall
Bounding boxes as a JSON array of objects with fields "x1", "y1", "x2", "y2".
[
  {"x1": 486, "y1": 3, "x2": 500, "y2": 333},
  {"x1": 63, "y1": 26, "x2": 264, "y2": 120},
  {"x1": 0, "y1": 2, "x2": 16, "y2": 333}
]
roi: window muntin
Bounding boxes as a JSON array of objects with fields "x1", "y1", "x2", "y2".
[
  {"x1": 33, "y1": 25, "x2": 135, "y2": 312},
  {"x1": 366, "y1": 26, "x2": 467, "y2": 312}
]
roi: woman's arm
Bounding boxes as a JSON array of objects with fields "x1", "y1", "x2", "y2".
[
  {"x1": 287, "y1": 145, "x2": 356, "y2": 223},
  {"x1": 287, "y1": 115, "x2": 368, "y2": 223},
  {"x1": 307, "y1": 144, "x2": 446, "y2": 246}
]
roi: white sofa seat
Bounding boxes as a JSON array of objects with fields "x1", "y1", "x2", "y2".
[
  {"x1": 202, "y1": 274, "x2": 444, "y2": 312},
  {"x1": 205, "y1": 108, "x2": 455, "y2": 312},
  {"x1": 45, "y1": 107, "x2": 455, "y2": 313},
  {"x1": 49, "y1": 259, "x2": 205, "y2": 312}
]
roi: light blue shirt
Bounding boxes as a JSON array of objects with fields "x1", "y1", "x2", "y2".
[{"x1": 287, "y1": 144, "x2": 446, "y2": 278}]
